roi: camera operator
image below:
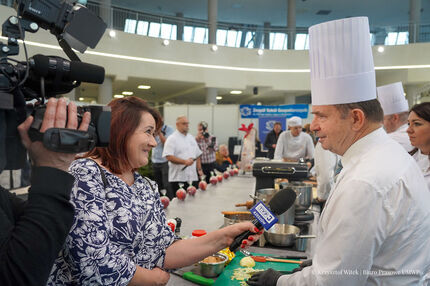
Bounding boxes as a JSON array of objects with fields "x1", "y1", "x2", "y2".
[
  {"x1": 196, "y1": 121, "x2": 218, "y2": 183},
  {"x1": 0, "y1": 97, "x2": 90, "y2": 286}
]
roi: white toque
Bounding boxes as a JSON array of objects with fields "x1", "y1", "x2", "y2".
[
  {"x1": 309, "y1": 17, "x2": 376, "y2": 105},
  {"x1": 377, "y1": 82, "x2": 409, "y2": 115}
]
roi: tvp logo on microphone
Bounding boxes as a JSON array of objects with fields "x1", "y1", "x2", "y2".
[{"x1": 250, "y1": 201, "x2": 278, "y2": 230}]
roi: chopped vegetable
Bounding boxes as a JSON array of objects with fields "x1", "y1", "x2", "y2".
[
  {"x1": 231, "y1": 267, "x2": 263, "y2": 285},
  {"x1": 240, "y1": 256, "x2": 256, "y2": 268}
]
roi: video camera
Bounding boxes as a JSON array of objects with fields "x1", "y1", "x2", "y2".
[
  {"x1": 199, "y1": 121, "x2": 216, "y2": 150},
  {"x1": 200, "y1": 121, "x2": 210, "y2": 139},
  {"x1": 0, "y1": 0, "x2": 110, "y2": 172}
]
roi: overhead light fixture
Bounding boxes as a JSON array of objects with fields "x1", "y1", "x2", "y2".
[
  {"x1": 122, "y1": 91, "x2": 133, "y2": 95},
  {"x1": 257, "y1": 102, "x2": 262, "y2": 105},
  {"x1": 114, "y1": 94, "x2": 124, "y2": 98},
  {"x1": 138, "y1": 85, "x2": 151, "y2": 89},
  {"x1": 216, "y1": 96, "x2": 222, "y2": 100},
  {"x1": 230, "y1": 90, "x2": 242, "y2": 95},
  {"x1": 211, "y1": 45, "x2": 218, "y2": 52},
  {"x1": 78, "y1": 97, "x2": 84, "y2": 101},
  {"x1": 109, "y1": 30, "x2": 116, "y2": 38},
  {"x1": 257, "y1": 49, "x2": 264, "y2": 56},
  {"x1": 377, "y1": 46, "x2": 385, "y2": 53},
  {"x1": 162, "y1": 39, "x2": 170, "y2": 46}
]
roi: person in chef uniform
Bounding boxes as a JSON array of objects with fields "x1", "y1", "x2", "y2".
[
  {"x1": 377, "y1": 82, "x2": 413, "y2": 151},
  {"x1": 247, "y1": 17, "x2": 430, "y2": 286},
  {"x1": 273, "y1": 116, "x2": 314, "y2": 161}
]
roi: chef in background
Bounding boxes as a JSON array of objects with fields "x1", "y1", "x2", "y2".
[
  {"x1": 377, "y1": 82, "x2": 413, "y2": 151},
  {"x1": 273, "y1": 116, "x2": 314, "y2": 162},
  {"x1": 247, "y1": 17, "x2": 430, "y2": 286}
]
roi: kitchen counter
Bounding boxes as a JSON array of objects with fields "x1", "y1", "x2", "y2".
[
  {"x1": 164, "y1": 174, "x2": 314, "y2": 285},
  {"x1": 164, "y1": 174, "x2": 256, "y2": 236}
]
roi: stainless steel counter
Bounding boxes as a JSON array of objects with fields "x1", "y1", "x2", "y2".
[{"x1": 164, "y1": 174, "x2": 256, "y2": 236}]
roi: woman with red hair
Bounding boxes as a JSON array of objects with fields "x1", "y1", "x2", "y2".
[{"x1": 48, "y1": 96, "x2": 259, "y2": 286}]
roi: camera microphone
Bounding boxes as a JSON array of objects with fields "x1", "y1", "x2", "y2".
[
  {"x1": 29, "y1": 54, "x2": 105, "y2": 84},
  {"x1": 229, "y1": 188, "x2": 296, "y2": 252}
]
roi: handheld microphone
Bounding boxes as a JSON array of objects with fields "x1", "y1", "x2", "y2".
[{"x1": 229, "y1": 188, "x2": 296, "y2": 252}]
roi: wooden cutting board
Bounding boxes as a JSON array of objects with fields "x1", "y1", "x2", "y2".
[{"x1": 214, "y1": 251, "x2": 300, "y2": 285}]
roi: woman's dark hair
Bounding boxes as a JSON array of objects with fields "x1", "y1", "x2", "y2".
[
  {"x1": 409, "y1": 102, "x2": 430, "y2": 156},
  {"x1": 410, "y1": 102, "x2": 430, "y2": 122},
  {"x1": 83, "y1": 96, "x2": 162, "y2": 174}
]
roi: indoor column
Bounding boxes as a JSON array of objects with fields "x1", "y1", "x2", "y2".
[
  {"x1": 206, "y1": 87, "x2": 217, "y2": 104},
  {"x1": 409, "y1": 0, "x2": 421, "y2": 43},
  {"x1": 98, "y1": 77, "x2": 112, "y2": 104},
  {"x1": 287, "y1": 0, "x2": 296, "y2": 50},
  {"x1": 208, "y1": 0, "x2": 218, "y2": 44}
]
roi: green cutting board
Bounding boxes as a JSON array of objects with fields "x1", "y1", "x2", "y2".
[{"x1": 214, "y1": 251, "x2": 300, "y2": 286}]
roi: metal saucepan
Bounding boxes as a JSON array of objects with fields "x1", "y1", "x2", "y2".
[
  {"x1": 255, "y1": 188, "x2": 295, "y2": 225},
  {"x1": 223, "y1": 212, "x2": 254, "y2": 226},
  {"x1": 264, "y1": 224, "x2": 316, "y2": 247},
  {"x1": 280, "y1": 182, "x2": 313, "y2": 212}
]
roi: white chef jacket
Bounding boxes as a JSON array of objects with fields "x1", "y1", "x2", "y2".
[
  {"x1": 389, "y1": 124, "x2": 413, "y2": 152},
  {"x1": 278, "y1": 128, "x2": 430, "y2": 286},
  {"x1": 162, "y1": 130, "x2": 202, "y2": 182},
  {"x1": 313, "y1": 142, "x2": 340, "y2": 201},
  {"x1": 412, "y1": 149, "x2": 430, "y2": 191},
  {"x1": 274, "y1": 131, "x2": 314, "y2": 161}
]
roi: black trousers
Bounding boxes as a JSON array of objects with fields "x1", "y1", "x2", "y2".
[
  {"x1": 201, "y1": 162, "x2": 217, "y2": 183},
  {"x1": 152, "y1": 162, "x2": 174, "y2": 199},
  {"x1": 170, "y1": 181, "x2": 199, "y2": 197}
]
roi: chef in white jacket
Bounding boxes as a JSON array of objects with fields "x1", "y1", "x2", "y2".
[
  {"x1": 247, "y1": 17, "x2": 430, "y2": 286},
  {"x1": 273, "y1": 116, "x2": 314, "y2": 161},
  {"x1": 377, "y1": 82, "x2": 413, "y2": 152}
]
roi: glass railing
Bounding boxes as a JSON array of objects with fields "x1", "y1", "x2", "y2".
[{"x1": 1, "y1": 0, "x2": 429, "y2": 50}]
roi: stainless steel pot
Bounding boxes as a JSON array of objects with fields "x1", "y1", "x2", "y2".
[
  {"x1": 264, "y1": 224, "x2": 315, "y2": 247},
  {"x1": 255, "y1": 188, "x2": 295, "y2": 225},
  {"x1": 223, "y1": 212, "x2": 254, "y2": 226},
  {"x1": 280, "y1": 182, "x2": 313, "y2": 212}
]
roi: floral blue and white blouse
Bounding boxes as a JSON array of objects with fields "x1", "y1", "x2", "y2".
[{"x1": 48, "y1": 158, "x2": 177, "y2": 285}]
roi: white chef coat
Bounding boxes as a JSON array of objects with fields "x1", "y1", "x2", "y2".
[
  {"x1": 412, "y1": 149, "x2": 430, "y2": 191},
  {"x1": 273, "y1": 131, "x2": 314, "y2": 161},
  {"x1": 313, "y1": 142, "x2": 340, "y2": 200},
  {"x1": 278, "y1": 128, "x2": 430, "y2": 286},
  {"x1": 162, "y1": 130, "x2": 202, "y2": 182},
  {"x1": 389, "y1": 123, "x2": 413, "y2": 152}
]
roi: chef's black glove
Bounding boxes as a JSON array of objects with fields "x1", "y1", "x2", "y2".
[
  {"x1": 292, "y1": 259, "x2": 312, "y2": 273},
  {"x1": 246, "y1": 268, "x2": 282, "y2": 286}
]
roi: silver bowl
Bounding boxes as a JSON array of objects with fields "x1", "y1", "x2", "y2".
[{"x1": 199, "y1": 253, "x2": 228, "y2": 278}]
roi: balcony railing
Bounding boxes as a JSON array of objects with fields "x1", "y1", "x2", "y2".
[{"x1": 1, "y1": 0, "x2": 429, "y2": 50}]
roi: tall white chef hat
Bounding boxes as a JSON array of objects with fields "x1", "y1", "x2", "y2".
[
  {"x1": 309, "y1": 17, "x2": 376, "y2": 105},
  {"x1": 377, "y1": 82, "x2": 409, "y2": 115},
  {"x1": 287, "y1": 116, "x2": 302, "y2": 127}
]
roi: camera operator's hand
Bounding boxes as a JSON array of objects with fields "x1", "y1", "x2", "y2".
[{"x1": 17, "y1": 97, "x2": 91, "y2": 172}]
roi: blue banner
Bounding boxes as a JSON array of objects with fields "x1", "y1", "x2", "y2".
[
  {"x1": 239, "y1": 104, "x2": 309, "y2": 119},
  {"x1": 259, "y1": 117, "x2": 286, "y2": 151}
]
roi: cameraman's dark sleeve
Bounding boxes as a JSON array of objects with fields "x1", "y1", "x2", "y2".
[{"x1": 0, "y1": 167, "x2": 75, "y2": 286}]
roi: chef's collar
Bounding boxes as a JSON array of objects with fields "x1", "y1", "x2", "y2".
[{"x1": 341, "y1": 128, "x2": 387, "y2": 168}]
